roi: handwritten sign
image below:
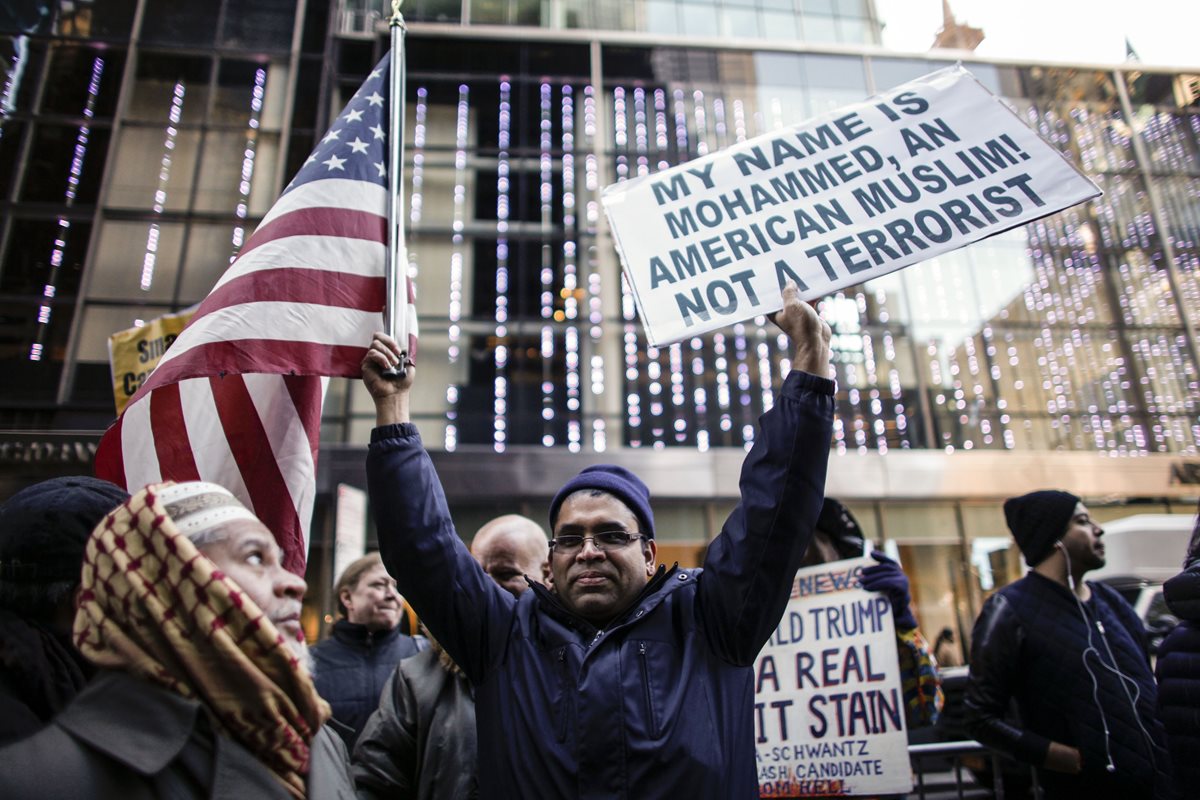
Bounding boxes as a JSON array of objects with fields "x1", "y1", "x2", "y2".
[
  {"x1": 107, "y1": 308, "x2": 195, "y2": 414},
  {"x1": 602, "y1": 65, "x2": 1100, "y2": 346},
  {"x1": 755, "y1": 557, "x2": 911, "y2": 797}
]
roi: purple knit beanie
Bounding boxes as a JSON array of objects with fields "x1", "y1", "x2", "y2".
[{"x1": 549, "y1": 465, "x2": 655, "y2": 539}]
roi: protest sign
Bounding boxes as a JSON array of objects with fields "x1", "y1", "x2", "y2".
[
  {"x1": 755, "y1": 556, "x2": 911, "y2": 797},
  {"x1": 107, "y1": 307, "x2": 195, "y2": 414},
  {"x1": 602, "y1": 65, "x2": 1101, "y2": 346}
]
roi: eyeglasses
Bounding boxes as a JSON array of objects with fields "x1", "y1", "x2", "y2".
[{"x1": 549, "y1": 530, "x2": 644, "y2": 554}]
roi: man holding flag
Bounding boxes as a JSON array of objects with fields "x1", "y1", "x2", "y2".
[
  {"x1": 362, "y1": 280, "x2": 835, "y2": 798},
  {"x1": 94, "y1": 52, "x2": 415, "y2": 574}
]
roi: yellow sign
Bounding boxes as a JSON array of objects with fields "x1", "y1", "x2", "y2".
[{"x1": 107, "y1": 308, "x2": 195, "y2": 414}]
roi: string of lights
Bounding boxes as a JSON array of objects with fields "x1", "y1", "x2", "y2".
[
  {"x1": 444, "y1": 83, "x2": 469, "y2": 452},
  {"x1": 29, "y1": 55, "x2": 105, "y2": 362},
  {"x1": 140, "y1": 80, "x2": 186, "y2": 292}
]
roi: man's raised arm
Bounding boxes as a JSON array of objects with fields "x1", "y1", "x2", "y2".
[
  {"x1": 697, "y1": 282, "x2": 836, "y2": 665},
  {"x1": 362, "y1": 334, "x2": 513, "y2": 683}
]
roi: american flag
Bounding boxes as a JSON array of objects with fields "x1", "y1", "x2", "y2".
[{"x1": 95, "y1": 54, "x2": 415, "y2": 574}]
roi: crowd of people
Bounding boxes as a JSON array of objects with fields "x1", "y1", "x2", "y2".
[{"x1": 0, "y1": 283, "x2": 1195, "y2": 799}]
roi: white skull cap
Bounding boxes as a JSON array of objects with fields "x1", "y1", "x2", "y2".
[{"x1": 154, "y1": 481, "x2": 260, "y2": 538}]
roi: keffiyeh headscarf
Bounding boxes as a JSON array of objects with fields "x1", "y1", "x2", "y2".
[{"x1": 73, "y1": 482, "x2": 330, "y2": 798}]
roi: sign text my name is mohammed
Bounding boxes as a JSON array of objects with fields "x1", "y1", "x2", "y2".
[{"x1": 601, "y1": 66, "x2": 1100, "y2": 346}]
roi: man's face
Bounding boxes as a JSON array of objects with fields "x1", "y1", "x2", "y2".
[
  {"x1": 1060, "y1": 502, "x2": 1106, "y2": 573},
  {"x1": 474, "y1": 528, "x2": 547, "y2": 597},
  {"x1": 199, "y1": 519, "x2": 308, "y2": 658},
  {"x1": 551, "y1": 492, "x2": 656, "y2": 626},
  {"x1": 341, "y1": 563, "x2": 402, "y2": 631}
]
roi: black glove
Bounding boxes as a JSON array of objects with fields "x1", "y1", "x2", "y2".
[{"x1": 860, "y1": 551, "x2": 918, "y2": 631}]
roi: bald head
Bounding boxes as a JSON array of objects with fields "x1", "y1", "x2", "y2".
[{"x1": 471, "y1": 515, "x2": 550, "y2": 597}]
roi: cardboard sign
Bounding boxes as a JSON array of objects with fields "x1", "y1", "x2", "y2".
[
  {"x1": 755, "y1": 557, "x2": 911, "y2": 797},
  {"x1": 602, "y1": 66, "x2": 1101, "y2": 346},
  {"x1": 107, "y1": 308, "x2": 195, "y2": 414}
]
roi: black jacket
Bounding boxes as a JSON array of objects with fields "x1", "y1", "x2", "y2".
[
  {"x1": 0, "y1": 670, "x2": 354, "y2": 798},
  {"x1": 1156, "y1": 562, "x2": 1200, "y2": 797},
  {"x1": 0, "y1": 609, "x2": 91, "y2": 746},
  {"x1": 352, "y1": 646, "x2": 477, "y2": 800},
  {"x1": 964, "y1": 572, "x2": 1171, "y2": 799},
  {"x1": 312, "y1": 620, "x2": 421, "y2": 748}
]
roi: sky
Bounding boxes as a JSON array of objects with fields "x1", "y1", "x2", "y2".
[{"x1": 874, "y1": 0, "x2": 1200, "y2": 68}]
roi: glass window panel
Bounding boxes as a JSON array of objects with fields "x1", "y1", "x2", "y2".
[
  {"x1": 801, "y1": 13, "x2": 837, "y2": 43},
  {"x1": 803, "y1": 53, "x2": 868, "y2": 92},
  {"x1": 192, "y1": 129, "x2": 281, "y2": 214},
  {"x1": 1, "y1": 217, "x2": 93, "y2": 296},
  {"x1": 19, "y1": 123, "x2": 111, "y2": 205},
  {"x1": 37, "y1": 45, "x2": 124, "y2": 119},
  {"x1": 898, "y1": 542, "x2": 967, "y2": 638},
  {"x1": 470, "y1": 0, "x2": 509, "y2": 24},
  {"x1": 870, "y1": 58, "x2": 938, "y2": 91},
  {"x1": 126, "y1": 53, "x2": 211, "y2": 125},
  {"x1": 141, "y1": 0, "x2": 219, "y2": 46},
  {"x1": 220, "y1": 0, "x2": 296, "y2": 51},
  {"x1": 1, "y1": 36, "x2": 45, "y2": 115},
  {"x1": 721, "y1": 8, "x2": 760, "y2": 38},
  {"x1": 681, "y1": 6, "x2": 719, "y2": 37},
  {"x1": 63, "y1": 0, "x2": 138, "y2": 39},
  {"x1": 833, "y1": 0, "x2": 866, "y2": 13},
  {"x1": 645, "y1": 1, "x2": 680, "y2": 35},
  {"x1": 0, "y1": 120, "x2": 27, "y2": 199},
  {"x1": 75, "y1": 304, "x2": 174, "y2": 362},
  {"x1": 179, "y1": 222, "x2": 238, "y2": 304},
  {"x1": 654, "y1": 504, "x2": 708, "y2": 542},
  {"x1": 409, "y1": 0, "x2": 464, "y2": 23},
  {"x1": 0, "y1": 302, "x2": 70, "y2": 399},
  {"x1": 882, "y1": 503, "x2": 960, "y2": 542},
  {"x1": 302, "y1": 0, "x2": 330, "y2": 51},
  {"x1": 800, "y1": 0, "x2": 834, "y2": 12},
  {"x1": 292, "y1": 59, "x2": 322, "y2": 130},
  {"x1": 105, "y1": 126, "x2": 201, "y2": 211},
  {"x1": 88, "y1": 221, "x2": 185, "y2": 302},
  {"x1": 838, "y1": 17, "x2": 869, "y2": 45},
  {"x1": 760, "y1": 11, "x2": 799, "y2": 41}
]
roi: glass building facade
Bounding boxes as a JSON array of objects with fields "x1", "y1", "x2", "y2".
[{"x1": 1, "y1": 0, "x2": 1196, "y2": 638}]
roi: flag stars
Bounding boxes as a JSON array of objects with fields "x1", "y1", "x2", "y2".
[
  {"x1": 370, "y1": 124, "x2": 385, "y2": 141},
  {"x1": 369, "y1": 68, "x2": 382, "y2": 80},
  {"x1": 365, "y1": 91, "x2": 384, "y2": 107},
  {"x1": 346, "y1": 137, "x2": 370, "y2": 155},
  {"x1": 321, "y1": 128, "x2": 341, "y2": 144},
  {"x1": 323, "y1": 154, "x2": 346, "y2": 171},
  {"x1": 374, "y1": 162, "x2": 386, "y2": 178},
  {"x1": 342, "y1": 108, "x2": 364, "y2": 123}
]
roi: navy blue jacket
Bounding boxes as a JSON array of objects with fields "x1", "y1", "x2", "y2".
[
  {"x1": 311, "y1": 620, "x2": 420, "y2": 748},
  {"x1": 964, "y1": 572, "x2": 1172, "y2": 799},
  {"x1": 367, "y1": 370, "x2": 834, "y2": 799},
  {"x1": 1156, "y1": 563, "x2": 1200, "y2": 798}
]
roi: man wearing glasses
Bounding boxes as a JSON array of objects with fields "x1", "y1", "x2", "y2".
[{"x1": 362, "y1": 282, "x2": 833, "y2": 798}]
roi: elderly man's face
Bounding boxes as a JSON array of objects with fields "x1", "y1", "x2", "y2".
[
  {"x1": 473, "y1": 524, "x2": 548, "y2": 597},
  {"x1": 342, "y1": 563, "x2": 403, "y2": 631},
  {"x1": 200, "y1": 519, "x2": 308, "y2": 658},
  {"x1": 551, "y1": 492, "x2": 656, "y2": 626}
]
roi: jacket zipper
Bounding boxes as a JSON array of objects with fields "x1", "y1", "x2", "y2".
[
  {"x1": 638, "y1": 641, "x2": 658, "y2": 738},
  {"x1": 556, "y1": 647, "x2": 571, "y2": 743}
]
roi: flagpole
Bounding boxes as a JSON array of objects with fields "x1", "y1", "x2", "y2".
[{"x1": 383, "y1": 0, "x2": 409, "y2": 377}]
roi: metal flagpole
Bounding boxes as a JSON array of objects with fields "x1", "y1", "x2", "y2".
[{"x1": 383, "y1": 0, "x2": 409, "y2": 377}]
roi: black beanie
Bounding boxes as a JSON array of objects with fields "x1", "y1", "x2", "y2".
[
  {"x1": 816, "y1": 498, "x2": 866, "y2": 559},
  {"x1": 549, "y1": 465, "x2": 655, "y2": 539},
  {"x1": 0, "y1": 476, "x2": 129, "y2": 585},
  {"x1": 1003, "y1": 490, "x2": 1080, "y2": 567}
]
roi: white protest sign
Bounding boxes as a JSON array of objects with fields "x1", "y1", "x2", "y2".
[
  {"x1": 602, "y1": 65, "x2": 1101, "y2": 347},
  {"x1": 755, "y1": 556, "x2": 911, "y2": 797}
]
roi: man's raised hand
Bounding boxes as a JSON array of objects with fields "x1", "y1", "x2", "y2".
[
  {"x1": 769, "y1": 281, "x2": 832, "y2": 378},
  {"x1": 362, "y1": 332, "x2": 413, "y2": 425}
]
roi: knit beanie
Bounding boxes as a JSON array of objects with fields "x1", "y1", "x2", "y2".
[
  {"x1": 1003, "y1": 490, "x2": 1080, "y2": 567},
  {"x1": 816, "y1": 498, "x2": 866, "y2": 559},
  {"x1": 0, "y1": 476, "x2": 129, "y2": 586},
  {"x1": 549, "y1": 465, "x2": 655, "y2": 539}
]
